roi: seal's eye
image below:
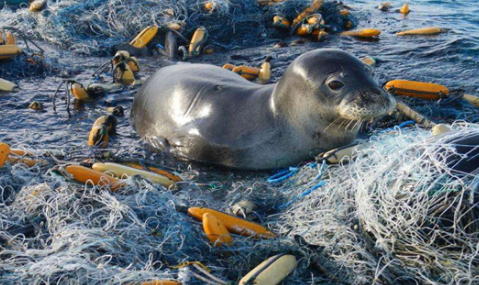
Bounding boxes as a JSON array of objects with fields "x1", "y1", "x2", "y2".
[{"x1": 328, "y1": 80, "x2": 344, "y2": 91}]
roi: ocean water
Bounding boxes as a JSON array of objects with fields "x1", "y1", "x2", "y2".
[
  {"x1": 1, "y1": 0, "x2": 478, "y2": 156},
  {"x1": 1, "y1": 1, "x2": 479, "y2": 284}
]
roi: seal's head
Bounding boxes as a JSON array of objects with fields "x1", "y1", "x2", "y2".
[{"x1": 275, "y1": 49, "x2": 395, "y2": 129}]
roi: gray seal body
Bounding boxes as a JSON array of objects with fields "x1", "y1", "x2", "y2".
[{"x1": 131, "y1": 49, "x2": 396, "y2": 170}]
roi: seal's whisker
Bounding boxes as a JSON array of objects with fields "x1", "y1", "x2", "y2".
[
  {"x1": 325, "y1": 118, "x2": 342, "y2": 133},
  {"x1": 345, "y1": 119, "x2": 356, "y2": 131},
  {"x1": 336, "y1": 119, "x2": 348, "y2": 132}
]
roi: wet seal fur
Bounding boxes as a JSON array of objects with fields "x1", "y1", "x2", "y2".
[{"x1": 131, "y1": 49, "x2": 396, "y2": 170}]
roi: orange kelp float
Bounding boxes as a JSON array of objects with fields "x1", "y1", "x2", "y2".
[
  {"x1": 396, "y1": 27, "x2": 443, "y2": 36},
  {"x1": 400, "y1": 3, "x2": 410, "y2": 14},
  {"x1": 291, "y1": 0, "x2": 325, "y2": 30},
  {"x1": 130, "y1": 25, "x2": 158, "y2": 48},
  {"x1": 232, "y1": 66, "x2": 260, "y2": 80},
  {"x1": 384, "y1": 80, "x2": 449, "y2": 100},
  {"x1": 222, "y1": 63, "x2": 236, "y2": 71},
  {"x1": 296, "y1": 14, "x2": 324, "y2": 36},
  {"x1": 386, "y1": 79, "x2": 479, "y2": 108},
  {"x1": 0, "y1": 45, "x2": 22, "y2": 61},
  {"x1": 7, "y1": 156, "x2": 49, "y2": 167},
  {"x1": 202, "y1": 213, "x2": 233, "y2": 246},
  {"x1": 188, "y1": 207, "x2": 275, "y2": 238},
  {"x1": 140, "y1": 281, "x2": 181, "y2": 285},
  {"x1": 0, "y1": 143, "x2": 10, "y2": 169},
  {"x1": 273, "y1": 16, "x2": 290, "y2": 29},
  {"x1": 340, "y1": 29, "x2": 381, "y2": 38},
  {"x1": 204, "y1": 1, "x2": 215, "y2": 11},
  {"x1": 65, "y1": 165, "x2": 126, "y2": 191},
  {"x1": 92, "y1": 162, "x2": 177, "y2": 188},
  {"x1": 226, "y1": 57, "x2": 272, "y2": 82},
  {"x1": 124, "y1": 163, "x2": 182, "y2": 182}
]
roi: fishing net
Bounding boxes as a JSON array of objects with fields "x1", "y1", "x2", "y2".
[
  {"x1": 1, "y1": 124, "x2": 478, "y2": 284},
  {"x1": 0, "y1": 0, "x2": 355, "y2": 55},
  {"x1": 276, "y1": 123, "x2": 479, "y2": 284}
]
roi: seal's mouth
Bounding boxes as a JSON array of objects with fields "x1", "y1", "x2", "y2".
[{"x1": 337, "y1": 88, "x2": 396, "y2": 121}]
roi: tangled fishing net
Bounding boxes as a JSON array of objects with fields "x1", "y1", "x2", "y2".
[
  {"x1": 276, "y1": 123, "x2": 479, "y2": 284},
  {"x1": 0, "y1": 0, "x2": 355, "y2": 55},
  {"x1": 1, "y1": 124, "x2": 478, "y2": 284}
]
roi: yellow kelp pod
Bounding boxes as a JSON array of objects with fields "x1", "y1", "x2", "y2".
[
  {"x1": 189, "y1": 26, "x2": 209, "y2": 57},
  {"x1": 258, "y1": 56, "x2": 272, "y2": 83},
  {"x1": 0, "y1": 78, "x2": 17, "y2": 92},
  {"x1": 291, "y1": 0, "x2": 325, "y2": 28},
  {"x1": 378, "y1": 2, "x2": 391, "y2": 11},
  {"x1": 92, "y1": 162, "x2": 176, "y2": 188},
  {"x1": 70, "y1": 82, "x2": 89, "y2": 100},
  {"x1": 396, "y1": 27, "x2": 443, "y2": 36},
  {"x1": 88, "y1": 124, "x2": 109, "y2": 147},
  {"x1": 362, "y1": 57, "x2": 376, "y2": 66},
  {"x1": 0, "y1": 143, "x2": 10, "y2": 170},
  {"x1": 340, "y1": 29, "x2": 381, "y2": 38},
  {"x1": 7, "y1": 156, "x2": 49, "y2": 167},
  {"x1": 0, "y1": 45, "x2": 22, "y2": 61},
  {"x1": 29, "y1": 101, "x2": 43, "y2": 111},
  {"x1": 130, "y1": 25, "x2": 159, "y2": 48},
  {"x1": 400, "y1": 3, "x2": 410, "y2": 14},
  {"x1": 125, "y1": 57, "x2": 140, "y2": 73},
  {"x1": 5, "y1": 32, "x2": 17, "y2": 45},
  {"x1": 273, "y1": 16, "x2": 290, "y2": 29},
  {"x1": 222, "y1": 63, "x2": 236, "y2": 71},
  {"x1": 112, "y1": 50, "x2": 130, "y2": 65},
  {"x1": 232, "y1": 66, "x2": 260, "y2": 80},
  {"x1": 339, "y1": 10, "x2": 350, "y2": 16},
  {"x1": 306, "y1": 13, "x2": 324, "y2": 25},
  {"x1": 95, "y1": 115, "x2": 117, "y2": 134},
  {"x1": 113, "y1": 62, "x2": 135, "y2": 85},
  {"x1": 239, "y1": 255, "x2": 297, "y2": 285},
  {"x1": 204, "y1": 1, "x2": 215, "y2": 11},
  {"x1": 29, "y1": 0, "x2": 47, "y2": 12},
  {"x1": 88, "y1": 115, "x2": 117, "y2": 147},
  {"x1": 384, "y1": 80, "x2": 449, "y2": 100},
  {"x1": 202, "y1": 213, "x2": 233, "y2": 246},
  {"x1": 315, "y1": 30, "x2": 329, "y2": 41},
  {"x1": 344, "y1": 21, "x2": 353, "y2": 30}
]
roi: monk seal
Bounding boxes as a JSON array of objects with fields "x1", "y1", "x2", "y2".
[{"x1": 131, "y1": 49, "x2": 396, "y2": 170}]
